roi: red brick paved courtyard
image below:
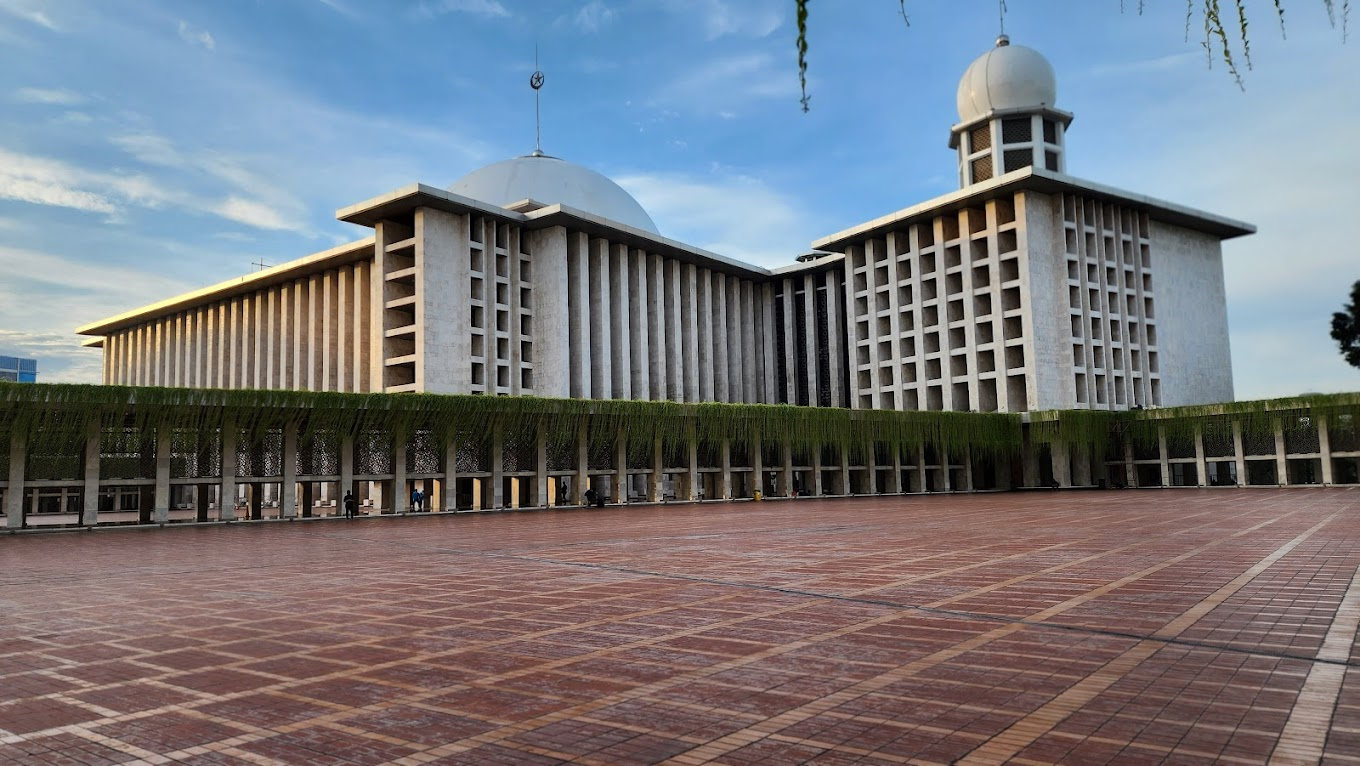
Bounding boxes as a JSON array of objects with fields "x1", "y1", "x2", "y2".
[{"x1": 2, "y1": 488, "x2": 1359, "y2": 765}]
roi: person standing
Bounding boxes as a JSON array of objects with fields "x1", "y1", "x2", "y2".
[
  {"x1": 343, "y1": 491, "x2": 356, "y2": 519},
  {"x1": 411, "y1": 487, "x2": 423, "y2": 512}
]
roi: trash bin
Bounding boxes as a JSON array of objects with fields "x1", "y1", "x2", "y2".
[{"x1": 753, "y1": 490, "x2": 763, "y2": 501}]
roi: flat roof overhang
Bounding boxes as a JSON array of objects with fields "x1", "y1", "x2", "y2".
[
  {"x1": 338, "y1": 183, "x2": 774, "y2": 279},
  {"x1": 76, "y1": 237, "x2": 376, "y2": 337},
  {"x1": 812, "y1": 167, "x2": 1256, "y2": 252}
]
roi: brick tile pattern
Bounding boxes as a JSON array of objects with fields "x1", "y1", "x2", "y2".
[{"x1": 1, "y1": 488, "x2": 1358, "y2": 764}]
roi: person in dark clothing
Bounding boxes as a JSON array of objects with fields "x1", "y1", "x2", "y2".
[
  {"x1": 343, "y1": 491, "x2": 356, "y2": 518},
  {"x1": 583, "y1": 487, "x2": 598, "y2": 506}
]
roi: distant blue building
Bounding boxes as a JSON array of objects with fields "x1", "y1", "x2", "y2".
[{"x1": 0, "y1": 355, "x2": 37, "y2": 383}]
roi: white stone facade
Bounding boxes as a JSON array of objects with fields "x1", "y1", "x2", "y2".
[{"x1": 77, "y1": 38, "x2": 1252, "y2": 416}]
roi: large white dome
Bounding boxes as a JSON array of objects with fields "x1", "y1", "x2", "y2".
[
  {"x1": 449, "y1": 154, "x2": 659, "y2": 235},
  {"x1": 956, "y1": 36, "x2": 1058, "y2": 123}
]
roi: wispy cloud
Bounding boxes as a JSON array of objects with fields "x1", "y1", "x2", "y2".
[
  {"x1": 564, "y1": 0, "x2": 614, "y2": 33},
  {"x1": 14, "y1": 87, "x2": 84, "y2": 105},
  {"x1": 652, "y1": 53, "x2": 800, "y2": 114},
  {"x1": 0, "y1": 136, "x2": 315, "y2": 235},
  {"x1": 316, "y1": 0, "x2": 360, "y2": 19},
  {"x1": 0, "y1": 0, "x2": 57, "y2": 30},
  {"x1": 177, "y1": 20, "x2": 215, "y2": 50},
  {"x1": 618, "y1": 170, "x2": 822, "y2": 266},
  {"x1": 663, "y1": 0, "x2": 782, "y2": 40},
  {"x1": 0, "y1": 149, "x2": 119, "y2": 213},
  {"x1": 417, "y1": 0, "x2": 510, "y2": 19}
]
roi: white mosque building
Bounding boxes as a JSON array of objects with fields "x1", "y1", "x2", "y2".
[{"x1": 78, "y1": 36, "x2": 1253, "y2": 416}]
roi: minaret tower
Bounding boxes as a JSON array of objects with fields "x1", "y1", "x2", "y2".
[{"x1": 949, "y1": 35, "x2": 1072, "y2": 188}]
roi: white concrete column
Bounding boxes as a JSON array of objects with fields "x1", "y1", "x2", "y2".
[
  {"x1": 1158, "y1": 427, "x2": 1170, "y2": 487},
  {"x1": 782, "y1": 280, "x2": 797, "y2": 404},
  {"x1": 534, "y1": 423, "x2": 549, "y2": 508},
  {"x1": 1273, "y1": 418, "x2": 1287, "y2": 485},
  {"x1": 698, "y1": 268, "x2": 714, "y2": 401},
  {"x1": 282, "y1": 423, "x2": 298, "y2": 519},
  {"x1": 294, "y1": 280, "x2": 310, "y2": 390},
  {"x1": 665, "y1": 260, "x2": 683, "y2": 401},
  {"x1": 648, "y1": 255, "x2": 668, "y2": 400},
  {"x1": 713, "y1": 273, "x2": 730, "y2": 402},
  {"x1": 443, "y1": 430, "x2": 459, "y2": 511},
  {"x1": 812, "y1": 445, "x2": 824, "y2": 495},
  {"x1": 525, "y1": 228, "x2": 568, "y2": 398},
  {"x1": 615, "y1": 425, "x2": 628, "y2": 503},
  {"x1": 726, "y1": 276, "x2": 743, "y2": 402},
  {"x1": 751, "y1": 432, "x2": 764, "y2": 499},
  {"x1": 5, "y1": 432, "x2": 25, "y2": 529},
  {"x1": 574, "y1": 421, "x2": 588, "y2": 505},
  {"x1": 1051, "y1": 440, "x2": 1072, "y2": 488},
  {"x1": 340, "y1": 434, "x2": 355, "y2": 510},
  {"x1": 890, "y1": 445, "x2": 904, "y2": 494},
  {"x1": 589, "y1": 238, "x2": 612, "y2": 399},
  {"x1": 307, "y1": 274, "x2": 322, "y2": 390},
  {"x1": 628, "y1": 249, "x2": 651, "y2": 400},
  {"x1": 839, "y1": 443, "x2": 852, "y2": 495},
  {"x1": 720, "y1": 438, "x2": 732, "y2": 499},
  {"x1": 393, "y1": 440, "x2": 409, "y2": 513},
  {"x1": 220, "y1": 424, "x2": 238, "y2": 522},
  {"x1": 759, "y1": 284, "x2": 776, "y2": 403},
  {"x1": 780, "y1": 438, "x2": 793, "y2": 497},
  {"x1": 801, "y1": 274, "x2": 821, "y2": 406},
  {"x1": 681, "y1": 264, "x2": 700, "y2": 402},
  {"x1": 648, "y1": 434, "x2": 663, "y2": 502},
  {"x1": 82, "y1": 421, "x2": 100, "y2": 526},
  {"x1": 824, "y1": 272, "x2": 844, "y2": 408},
  {"x1": 262, "y1": 290, "x2": 276, "y2": 389},
  {"x1": 320, "y1": 270, "x2": 335, "y2": 391},
  {"x1": 337, "y1": 271, "x2": 351, "y2": 392},
  {"x1": 1194, "y1": 424, "x2": 1209, "y2": 487},
  {"x1": 741, "y1": 280, "x2": 757, "y2": 403},
  {"x1": 254, "y1": 291, "x2": 267, "y2": 389},
  {"x1": 1319, "y1": 415, "x2": 1335, "y2": 485},
  {"x1": 153, "y1": 424, "x2": 171, "y2": 524},
  {"x1": 568, "y1": 232, "x2": 592, "y2": 398},
  {"x1": 416, "y1": 208, "x2": 472, "y2": 394},
  {"x1": 687, "y1": 436, "x2": 699, "y2": 501},
  {"x1": 1232, "y1": 420, "x2": 1247, "y2": 486},
  {"x1": 610, "y1": 243, "x2": 632, "y2": 399},
  {"x1": 353, "y1": 261, "x2": 371, "y2": 392}
]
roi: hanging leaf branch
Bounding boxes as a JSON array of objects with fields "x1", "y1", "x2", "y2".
[{"x1": 792, "y1": 1, "x2": 1342, "y2": 108}]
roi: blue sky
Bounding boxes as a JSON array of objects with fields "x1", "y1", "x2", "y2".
[{"x1": 0, "y1": 0, "x2": 1356, "y2": 399}]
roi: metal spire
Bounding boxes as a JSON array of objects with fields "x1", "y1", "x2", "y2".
[{"x1": 530, "y1": 45, "x2": 545, "y2": 157}]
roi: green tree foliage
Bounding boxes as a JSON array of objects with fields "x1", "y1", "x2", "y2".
[
  {"x1": 1332, "y1": 280, "x2": 1360, "y2": 370},
  {"x1": 792, "y1": 0, "x2": 1351, "y2": 110}
]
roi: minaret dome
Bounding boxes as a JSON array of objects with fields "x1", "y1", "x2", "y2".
[{"x1": 949, "y1": 36, "x2": 1073, "y2": 189}]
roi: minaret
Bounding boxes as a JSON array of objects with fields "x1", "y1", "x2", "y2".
[{"x1": 949, "y1": 35, "x2": 1073, "y2": 188}]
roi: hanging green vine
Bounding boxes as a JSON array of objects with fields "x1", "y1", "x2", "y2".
[{"x1": 2, "y1": 384, "x2": 1355, "y2": 470}]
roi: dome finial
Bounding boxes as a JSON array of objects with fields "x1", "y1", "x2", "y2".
[
  {"x1": 530, "y1": 44, "x2": 545, "y2": 156},
  {"x1": 996, "y1": 34, "x2": 1010, "y2": 47}
]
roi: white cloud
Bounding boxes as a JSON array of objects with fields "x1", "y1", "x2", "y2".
[
  {"x1": 0, "y1": 0, "x2": 56, "y2": 30},
  {"x1": 177, "y1": 20, "x2": 215, "y2": 50},
  {"x1": 316, "y1": 0, "x2": 359, "y2": 18},
  {"x1": 14, "y1": 87, "x2": 84, "y2": 105},
  {"x1": 617, "y1": 171, "x2": 823, "y2": 266},
  {"x1": 417, "y1": 0, "x2": 510, "y2": 19},
  {"x1": 567, "y1": 0, "x2": 614, "y2": 33},
  {"x1": 664, "y1": 0, "x2": 782, "y2": 40},
  {"x1": 653, "y1": 53, "x2": 800, "y2": 114},
  {"x1": 0, "y1": 244, "x2": 195, "y2": 330},
  {"x1": 0, "y1": 138, "x2": 316, "y2": 235},
  {"x1": 212, "y1": 197, "x2": 300, "y2": 232},
  {"x1": 0, "y1": 149, "x2": 118, "y2": 213}
]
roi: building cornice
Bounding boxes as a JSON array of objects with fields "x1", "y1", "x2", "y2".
[
  {"x1": 811, "y1": 167, "x2": 1256, "y2": 252},
  {"x1": 75, "y1": 237, "x2": 376, "y2": 337}
]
